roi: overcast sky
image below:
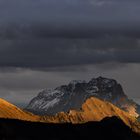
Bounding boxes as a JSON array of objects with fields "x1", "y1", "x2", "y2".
[{"x1": 0, "y1": 0, "x2": 140, "y2": 107}]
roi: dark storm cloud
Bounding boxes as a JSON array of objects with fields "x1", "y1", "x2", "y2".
[
  {"x1": 1, "y1": 0, "x2": 140, "y2": 39},
  {"x1": 0, "y1": 38, "x2": 139, "y2": 68},
  {"x1": 0, "y1": 0, "x2": 140, "y2": 68}
]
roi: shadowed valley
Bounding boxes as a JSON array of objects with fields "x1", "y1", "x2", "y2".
[{"x1": 0, "y1": 117, "x2": 140, "y2": 140}]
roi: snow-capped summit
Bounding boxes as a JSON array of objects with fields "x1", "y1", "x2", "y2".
[{"x1": 26, "y1": 77, "x2": 140, "y2": 117}]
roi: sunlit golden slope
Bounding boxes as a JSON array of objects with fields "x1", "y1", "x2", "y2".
[
  {"x1": 41, "y1": 97, "x2": 136, "y2": 125},
  {"x1": 0, "y1": 97, "x2": 139, "y2": 133},
  {"x1": 0, "y1": 98, "x2": 39, "y2": 121},
  {"x1": 41, "y1": 97, "x2": 140, "y2": 133}
]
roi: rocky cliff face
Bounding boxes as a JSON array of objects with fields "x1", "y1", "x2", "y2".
[{"x1": 26, "y1": 77, "x2": 139, "y2": 117}]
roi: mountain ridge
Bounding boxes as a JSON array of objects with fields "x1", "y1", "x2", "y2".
[
  {"x1": 40, "y1": 97, "x2": 137, "y2": 129},
  {"x1": 0, "y1": 96, "x2": 140, "y2": 134}
]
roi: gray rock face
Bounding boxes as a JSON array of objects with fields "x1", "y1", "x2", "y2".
[{"x1": 26, "y1": 77, "x2": 140, "y2": 116}]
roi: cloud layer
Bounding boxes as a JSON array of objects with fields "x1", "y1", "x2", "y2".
[
  {"x1": 0, "y1": 0, "x2": 140, "y2": 69},
  {"x1": 0, "y1": 38, "x2": 139, "y2": 69}
]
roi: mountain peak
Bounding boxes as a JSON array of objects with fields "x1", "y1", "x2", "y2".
[
  {"x1": 26, "y1": 77, "x2": 139, "y2": 117},
  {"x1": 89, "y1": 76, "x2": 117, "y2": 87}
]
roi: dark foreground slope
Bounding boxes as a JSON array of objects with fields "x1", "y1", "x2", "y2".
[{"x1": 0, "y1": 117, "x2": 139, "y2": 140}]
